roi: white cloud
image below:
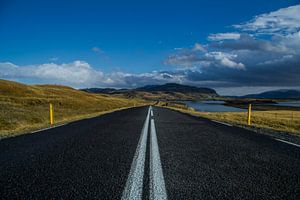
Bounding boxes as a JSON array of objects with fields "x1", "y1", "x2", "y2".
[
  {"x1": 0, "y1": 61, "x2": 188, "y2": 88},
  {"x1": 208, "y1": 33, "x2": 241, "y2": 41},
  {"x1": 35, "y1": 61, "x2": 105, "y2": 84},
  {"x1": 258, "y1": 54, "x2": 293, "y2": 65},
  {"x1": 211, "y1": 33, "x2": 293, "y2": 54},
  {"x1": 163, "y1": 5, "x2": 300, "y2": 89},
  {"x1": 193, "y1": 43, "x2": 206, "y2": 52},
  {"x1": 205, "y1": 52, "x2": 245, "y2": 69},
  {"x1": 1, "y1": 5, "x2": 300, "y2": 94},
  {"x1": 164, "y1": 54, "x2": 199, "y2": 67},
  {"x1": 164, "y1": 51, "x2": 245, "y2": 70},
  {"x1": 275, "y1": 31, "x2": 300, "y2": 54},
  {"x1": 0, "y1": 62, "x2": 19, "y2": 77},
  {"x1": 234, "y1": 4, "x2": 300, "y2": 35},
  {"x1": 0, "y1": 61, "x2": 111, "y2": 88},
  {"x1": 165, "y1": 5, "x2": 300, "y2": 73},
  {"x1": 91, "y1": 47, "x2": 103, "y2": 53}
]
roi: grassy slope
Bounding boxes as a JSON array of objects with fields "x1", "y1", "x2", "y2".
[
  {"x1": 0, "y1": 80, "x2": 148, "y2": 138},
  {"x1": 164, "y1": 104, "x2": 300, "y2": 135}
]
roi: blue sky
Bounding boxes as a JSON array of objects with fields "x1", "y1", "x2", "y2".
[{"x1": 0, "y1": 0, "x2": 300, "y2": 95}]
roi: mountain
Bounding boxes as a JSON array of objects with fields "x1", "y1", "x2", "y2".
[
  {"x1": 136, "y1": 83, "x2": 216, "y2": 94},
  {"x1": 82, "y1": 88, "x2": 120, "y2": 94},
  {"x1": 241, "y1": 89, "x2": 300, "y2": 99},
  {"x1": 81, "y1": 83, "x2": 218, "y2": 100}
]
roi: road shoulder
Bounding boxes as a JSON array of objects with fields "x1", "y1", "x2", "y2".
[{"x1": 162, "y1": 106, "x2": 300, "y2": 146}]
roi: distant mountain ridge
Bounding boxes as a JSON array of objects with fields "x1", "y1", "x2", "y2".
[
  {"x1": 136, "y1": 83, "x2": 216, "y2": 94},
  {"x1": 82, "y1": 88, "x2": 123, "y2": 94},
  {"x1": 81, "y1": 83, "x2": 218, "y2": 100},
  {"x1": 241, "y1": 89, "x2": 300, "y2": 99},
  {"x1": 82, "y1": 83, "x2": 217, "y2": 94}
]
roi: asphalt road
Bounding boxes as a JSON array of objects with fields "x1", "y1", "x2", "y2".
[{"x1": 1, "y1": 106, "x2": 299, "y2": 199}]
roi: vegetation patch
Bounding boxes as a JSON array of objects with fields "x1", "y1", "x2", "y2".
[{"x1": 0, "y1": 79, "x2": 149, "y2": 138}]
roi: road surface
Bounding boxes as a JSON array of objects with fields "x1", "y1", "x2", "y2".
[{"x1": 0, "y1": 106, "x2": 299, "y2": 199}]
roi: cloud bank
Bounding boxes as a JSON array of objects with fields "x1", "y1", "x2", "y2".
[
  {"x1": 1, "y1": 4, "x2": 300, "y2": 94},
  {"x1": 0, "y1": 61, "x2": 186, "y2": 88},
  {"x1": 163, "y1": 4, "x2": 300, "y2": 89},
  {"x1": 208, "y1": 33, "x2": 241, "y2": 41},
  {"x1": 233, "y1": 4, "x2": 300, "y2": 35}
]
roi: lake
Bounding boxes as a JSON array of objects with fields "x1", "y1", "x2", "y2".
[
  {"x1": 184, "y1": 100, "x2": 300, "y2": 112},
  {"x1": 273, "y1": 101, "x2": 300, "y2": 108},
  {"x1": 184, "y1": 101, "x2": 246, "y2": 112}
]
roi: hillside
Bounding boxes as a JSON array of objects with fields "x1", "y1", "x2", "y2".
[
  {"x1": 82, "y1": 83, "x2": 218, "y2": 101},
  {"x1": 82, "y1": 88, "x2": 127, "y2": 94},
  {"x1": 241, "y1": 89, "x2": 300, "y2": 99},
  {"x1": 136, "y1": 83, "x2": 216, "y2": 93},
  {"x1": 0, "y1": 79, "x2": 146, "y2": 137}
]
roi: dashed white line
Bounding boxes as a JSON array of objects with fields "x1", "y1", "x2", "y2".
[
  {"x1": 150, "y1": 117, "x2": 168, "y2": 200},
  {"x1": 211, "y1": 120, "x2": 233, "y2": 127},
  {"x1": 121, "y1": 107, "x2": 150, "y2": 200},
  {"x1": 275, "y1": 138, "x2": 300, "y2": 148}
]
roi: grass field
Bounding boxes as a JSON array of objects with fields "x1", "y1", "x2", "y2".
[
  {"x1": 0, "y1": 79, "x2": 148, "y2": 138},
  {"x1": 165, "y1": 104, "x2": 300, "y2": 135}
]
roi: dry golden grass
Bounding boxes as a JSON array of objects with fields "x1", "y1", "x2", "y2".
[
  {"x1": 165, "y1": 105, "x2": 300, "y2": 135},
  {"x1": 0, "y1": 79, "x2": 148, "y2": 138}
]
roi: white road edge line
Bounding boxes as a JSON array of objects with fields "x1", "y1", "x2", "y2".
[
  {"x1": 150, "y1": 117, "x2": 168, "y2": 200},
  {"x1": 211, "y1": 120, "x2": 233, "y2": 127},
  {"x1": 211, "y1": 119, "x2": 299, "y2": 148},
  {"x1": 121, "y1": 106, "x2": 151, "y2": 200},
  {"x1": 30, "y1": 123, "x2": 68, "y2": 133},
  {"x1": 275, "y1": 138, "x2": 300, "y2": 148},
  {"x1": 150, "y1": 109, "x2": 154, "y2": 117}
]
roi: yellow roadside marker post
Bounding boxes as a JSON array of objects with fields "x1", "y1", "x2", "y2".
[
  {"x1": 49, "y1": 103, "x2": 54, "y2": 126},
  {"x1": 247, "y1": 103, "x2": 252, "y2": 125}
]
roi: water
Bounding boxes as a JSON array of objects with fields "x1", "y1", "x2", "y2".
[
  {"x1": 184, "y1": 100, "x2": 300, "y2": 112},
  {"x1": 275, "y1": 101, "x2": 300, "y2": 108},
  {"x1": 184, "y1": 101, "x2": 245, "y2": 112}
]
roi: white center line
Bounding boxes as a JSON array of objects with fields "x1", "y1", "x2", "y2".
[
  {"x1": 150, "y1": 117, "x2": 168, "y2": 200},
  {"x1": 121, "y1": 107, "x2": 151, "y2": 200}
]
